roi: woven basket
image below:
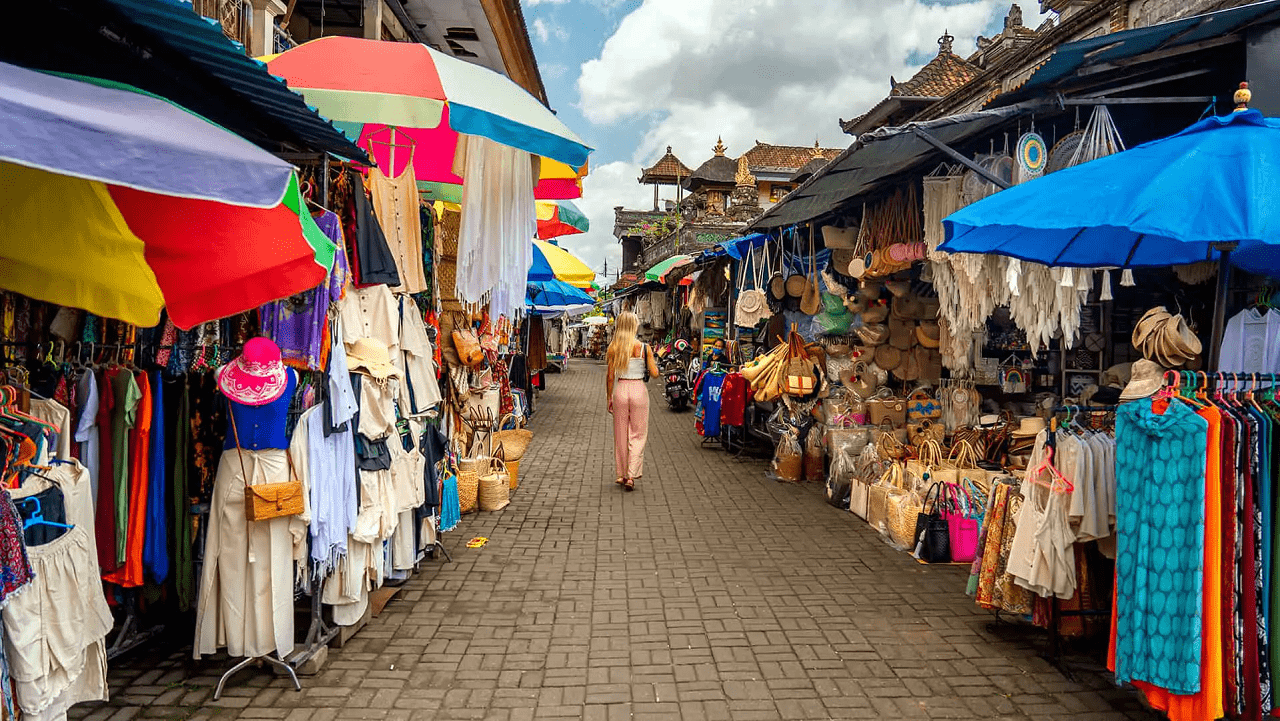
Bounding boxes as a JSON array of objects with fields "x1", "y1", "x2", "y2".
[
  {"x1": 458, "y1": 457, "x2": 483, "y2": 514},
  {"x1": 478, "y1": 459, "x2": 510, "y2": 511},
  {"x1": 493, "y1": 429, "x2": 533, "y2": 461},
  {"x1": 507, "y1": 459, "x2": 521, "y2": 490}
]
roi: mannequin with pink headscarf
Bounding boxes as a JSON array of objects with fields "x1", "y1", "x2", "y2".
[{"x1": 194, "y1": 337, "x2": 306, "y2": 686}]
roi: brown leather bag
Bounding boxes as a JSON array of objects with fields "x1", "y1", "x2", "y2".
[
  {"x1": 229, "y1": 405, "x2": 303, "y2": 522},
  {"x1": 452, "y1": 327, "x2": 485, "y2": 368}
]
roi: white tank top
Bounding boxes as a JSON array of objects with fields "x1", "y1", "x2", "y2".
[{"x1": 618, "y1": 345, "x2": 647, "y2": 380}]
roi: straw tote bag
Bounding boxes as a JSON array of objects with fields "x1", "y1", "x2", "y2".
[
  {"x1": 478, "y1": 451, "x2": 510, "y2": 512},
  {"x1": 800, "y1": 229, "x2": 822, "y2": 315},
  {"x1": 867, "y1": 462, "x2": 904, "y2": 534}
]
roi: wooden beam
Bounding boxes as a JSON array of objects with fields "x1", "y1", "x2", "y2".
[
  {"x1": 1077, "y1": 34, "x2": 1241, "y2": 76},
  {"x1": 280, "y1": 0, "x2": 298, "y2": 28},
  {"x1": 1079, "y1": 68, "x2": 1214, "y2": 97},
  {"x1": 1062, "y1": 96, "x2": 1214, "y2": 105},
  {"x1": 910, "y1": 127, "x2": 1011, "y2": 190},
  {"x1": 478, "y1": 0, "x2": 548, "y2": 106}
]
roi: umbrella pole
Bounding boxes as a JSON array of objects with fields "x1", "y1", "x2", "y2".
[{"x1": 1208, "y1": 243, "x2": 1236, "y2": 372}]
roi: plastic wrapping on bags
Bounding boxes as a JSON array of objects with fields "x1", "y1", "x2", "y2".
[
  {"x1": 772, "y1": 430, "x2": 804, "y2": 482},
  {"x1": 803, "y1": 426, "x2": 825, "y2": 483}
]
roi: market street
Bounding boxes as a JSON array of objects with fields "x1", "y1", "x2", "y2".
[{"x1": 78, "y1": 360, "x2": 1155, "y2": 721}]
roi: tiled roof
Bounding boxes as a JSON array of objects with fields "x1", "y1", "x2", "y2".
[
  {"x1": 640, "y1": 146, "x2": 692, "y2": 184},
  {"x1": 742, "y1": 142, "x2": 842, "y2": 173},
  {"x1": 891, "y1": 49, "x2": 980, "y2": 97}
]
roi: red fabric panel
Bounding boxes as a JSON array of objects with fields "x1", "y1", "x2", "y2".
[{"x1": 110, "y1": 187, "x2": 325, "y2": 329}]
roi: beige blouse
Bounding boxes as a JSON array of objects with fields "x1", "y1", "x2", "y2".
[{"x1": 368, "y1": 165, "x2": 427, "y2": 294}]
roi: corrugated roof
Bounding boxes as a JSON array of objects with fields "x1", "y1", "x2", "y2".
[
  {"x1": 104, "y1": 0, "x2": 369, "y2": 162},
  {"x1": 989, "y1": 0, "x2": 1280, "y2": 105},
  {"x1": 750, "y1": 107, "x2": 1028, "y2": 229}
]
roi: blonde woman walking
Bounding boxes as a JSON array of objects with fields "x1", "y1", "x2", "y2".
[{"x1": 606, "y1": 312, "x2": 658, "y2": 491}]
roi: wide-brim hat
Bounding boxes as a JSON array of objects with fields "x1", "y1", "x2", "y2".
[
  {"x1": 874, "y1": 343, "x2": 902, "y2": 370},
  {"x1": 1132, "y1": 306, "x2": 1171, "y2": 351},
  {"x1": 348, "y1": 337, "x2": 400, "y2": 379},
  {"x1": 1011, "y1": 416, "x2": 1046, "y2": 437},
  {"x1": 217, "y1": 336, "x2": 289, "y2": 406},
  {"x1": 1121, "y1": 359, "x2": 1165, "y2": 401},
  {"x1": 916, "y1": 322, "x2": 940, "y2": 349},
  {"x1": 893, "y1": 347, "x2": 920, "y2": 381}
]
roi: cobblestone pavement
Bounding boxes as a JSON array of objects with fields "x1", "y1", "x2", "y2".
[{"x1": 79, "y1": 360, "x2": 1158, "y2": 720}]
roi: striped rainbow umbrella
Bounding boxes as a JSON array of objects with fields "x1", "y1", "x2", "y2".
[
  {"x1": 643, "y1": 255, "x2": 694, "y2": 283},
  {"x1": 536, "y1": 200, "x2": 589, "y2": 240},
  {"x1": 0, "y1": 62, "x2": 332, "y2": 329},
  {"x1": 265, "y1": 36, "x2": 591, "y2": 199}
]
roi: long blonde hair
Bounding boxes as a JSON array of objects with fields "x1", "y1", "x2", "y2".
[{"x1": 607, "y1": 312, "x2": 640, "y2": 375}]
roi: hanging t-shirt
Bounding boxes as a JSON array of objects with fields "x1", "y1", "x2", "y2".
[
  {"x1": 718, "y1": 373, "x2": 748, "y2": 428},
  {"x1": 697, "y1": 373, "x2": 726, "y2": 438},
  {"x1": 1219, "y1": 307, "x2": 1280, "y2": 373}
]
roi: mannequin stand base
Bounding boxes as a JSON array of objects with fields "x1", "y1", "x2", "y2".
[{"x1": 212, "y1": 653, "x2": 301, "y2": 700}]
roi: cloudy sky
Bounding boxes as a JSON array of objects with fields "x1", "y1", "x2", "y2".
[{"x1": 526, "y1": 0, "x2": 1047, "y2": 280}]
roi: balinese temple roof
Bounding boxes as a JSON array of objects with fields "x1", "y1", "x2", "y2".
[{"x1": 639, "y1": 145, "x2": 692, "y2": 185}]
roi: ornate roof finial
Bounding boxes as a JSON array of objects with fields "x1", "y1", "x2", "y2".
[
  {"x1": 1235, "y1": 82, "x2": 1252, "y2": 112},
  {"x1": 938, "y1": 30, "x2": 954, "y2": 55},
  {"x1": 666, "y1": 145, "x2": 672, "y2": 153},
  {"x1": 735, "y1": 155, "x2": 756, "y2": 187},
  {"x1": 812, "y1": 140, "x2": 824, "y2": 158},
  {"x1": 713, "y1": 137, "x2": 727, "y2": 156}
]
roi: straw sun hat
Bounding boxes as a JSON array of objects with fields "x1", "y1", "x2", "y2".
[{"x1": 1132, "y1": 306, "x2": 1202, "y2": 367}]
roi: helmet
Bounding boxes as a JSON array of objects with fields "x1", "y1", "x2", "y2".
[{"x1": 674, "y1": 339, "x2": 690, "y2": 353}]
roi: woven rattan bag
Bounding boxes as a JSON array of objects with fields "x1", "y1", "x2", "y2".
[
  {"x1": 478, "y1": 455, "x2": 510, "y2": 511},
  {"x1": 229, "y1": 405, "x2": 303, "y2": 521},
  {"x1": 457, "y1": 457, "x2": 484, "y2": 513}
]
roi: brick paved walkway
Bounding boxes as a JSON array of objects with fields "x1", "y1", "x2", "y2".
[{"x1": 79, "y1": 360, "x2": 1157, "y2": 720}]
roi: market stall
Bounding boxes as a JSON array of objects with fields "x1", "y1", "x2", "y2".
[{"x1": 0, "y1": 29, "x2": 591, "y2": 720}]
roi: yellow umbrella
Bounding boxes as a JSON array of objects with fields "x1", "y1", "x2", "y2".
[{"x1": 532, "y1": 240, "x2": 595, "y2": 289}]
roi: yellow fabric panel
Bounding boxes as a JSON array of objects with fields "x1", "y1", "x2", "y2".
[
  {"x1": 532, "y1": 240, "x2": 594, "y2": 288},
  {"x1": 535, "y1": 202, "x2": 558, "y2": 221},
  {"x1": 0, "y1": 162, "x2": 165, "y2": 327},
  {"x1": 540, "y1": 157, "x2": 588, "y2": 180}
]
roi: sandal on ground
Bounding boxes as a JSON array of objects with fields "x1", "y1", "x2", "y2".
[
  {"x1": 623, "y1": 478, "x2": 634, "y2": 491},
  {"x1": 615, "y1": 477, "x2": 626, "y2": 486}
]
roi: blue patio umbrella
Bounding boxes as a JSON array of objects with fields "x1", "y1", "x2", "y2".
[
  {"x1": 527, "y1": 278, "x2": 594, "y2": 308},
  {"x1": 939, "y1": 105, "x2": 1280, "y2": 369}
]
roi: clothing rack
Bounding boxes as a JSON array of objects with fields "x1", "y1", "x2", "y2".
[{"x1": 1040, "y1": 405, "x2": 1117, "y2": 680}]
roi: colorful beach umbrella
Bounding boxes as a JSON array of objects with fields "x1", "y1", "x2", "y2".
[
  {"x1": 536, "y1": 200, "x2": 589, "y2": 240},
  {"x1": 265, "y1": 37, "x2": 591, "y2": 198},
  {"x1": 643, "y1": 255, "x2": 694, "y2": 283},
  {"x1": 532, "y1": 240, "x2": 596, "y2": 288},
  {"x1": 0, "y1": 63, "x2": 333, "y2": 329}
]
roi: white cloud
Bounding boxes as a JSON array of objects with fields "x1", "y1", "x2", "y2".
[
  {"x1": 532, "y1": 17, "x2": 569, "y2": 44},
  {"x1": 577, "y1": 0, "x2": 1043, "y2": 164},
  {"x1": 551, "y1": 161, "x2": 656, "y2": 282}
]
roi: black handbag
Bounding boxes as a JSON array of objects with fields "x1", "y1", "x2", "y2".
[{"x1": 913, "y1": 483, "x2": 952, "y2": 563}]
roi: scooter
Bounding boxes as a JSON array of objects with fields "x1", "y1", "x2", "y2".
[{"x1": 662, "y1": 342, "x2": 693, "y2": 411}]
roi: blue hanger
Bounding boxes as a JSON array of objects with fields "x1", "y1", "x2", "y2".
[{"x1": 14, "y1": 496, "x2": 73, "y2": 532}]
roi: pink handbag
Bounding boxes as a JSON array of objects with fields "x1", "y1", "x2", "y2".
[{"x1": 943, "y1": 484, "x2": 980, "y2": 563}]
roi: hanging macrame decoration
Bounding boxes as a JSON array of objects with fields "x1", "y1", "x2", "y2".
[{"x1": 1015, "y1": 132, "x2": 1047, "y2": 184}]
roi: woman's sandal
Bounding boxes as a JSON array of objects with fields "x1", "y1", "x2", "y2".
[
  {"x1": 623, "y1": 478, "x2": 634, "y2": 491},
  {"x1": 615, "y1": 477, "x2": 626, "y2": 486}
]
